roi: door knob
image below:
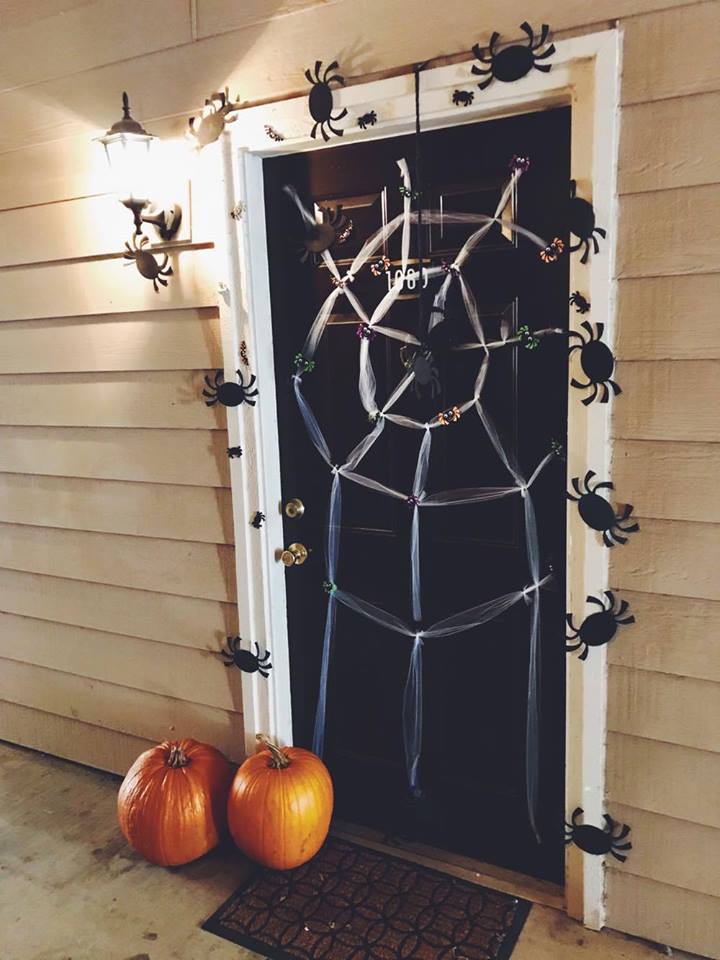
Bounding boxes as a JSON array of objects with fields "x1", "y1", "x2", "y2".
[
  {"x1": 280, "y1": 542, "x2": 309, "y2": 567},
  {"x1": 284, "y1": 498, "x2": 305, "y2": 519}
]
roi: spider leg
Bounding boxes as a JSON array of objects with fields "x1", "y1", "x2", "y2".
[
  {"x1": 578, "y1": 644, "x2": 589, "y2": 661},
  {"x1": 203, "y1": 394, "x2": 217, "y2": 406},
  {"x1": 520, "y1": 21, "x2": 533, "y2": 45},
  {"x1": 580, "y1": 240, "x2": 590, "y2": 265},
  {"x1": 595, "y1": 227, "x2": 607, "y2": 239},
  {"x1": 598, "y1": 382, "x2": 609, "y2": 404},
  {"x1": 471, "y1": 63, "x2": 492, "y2": 75},
  {"x1": 610, "y1": 850, "x2": 628, "y2": 863},
  {"x1": 471, "y1": 41, "x2": 492, "y2": 64},
  {"x1": 570, "y1": 376, "x2": 592, "y2": 390},
  {"x1": 477, "y1": 75, "x2": 494, "y2": 91},
  {"x1": 565, "y1": 613, "x2": 579, "y2": 637},
  {"x1": 258, "y1": 668, "x2": 270, "y2": 678},
  {"x1": 608, "y1": 379, "x2": 621, "y2": 397},
  {"x1": 572, "y1": 807, "x2": 584, "y2": 827},
  {"x1": 532, "y1": 61, "x2": 553, "y2": 73},
  {"x1": 580, "y1": 320, "x2": 594, "y2": 340},
  {"x1": 323, "y1": 60, "x2": 339, "y2": 82},
  {"x1": 584, "y1": 469, "x2": 597, "y2": 491},
  {"x1": 320, "y1": 122, "x2": 330, "y2": 142},
  {"x1": 534, "y1": 43, "x2": 555, "y2": 60},
  {"x1": 310, "y1": 120, "x2": 319, "y2": 140},
  {"x1": 592, "y1": 234, "x2": 600, "y2": 256},
  {"x1": 603, "y1": 530, "x2": 618, "y2": 547},
  {"x1": 614, "y1": 823, "x2": 632, "y2": 841},
  {"x1": 157, "y1": 276, "x2": 168, "y2": 288},
  {"x1": 582, "y1": 382, "x2": 598, "y2": 406},
  {"x1": 569, "y1": 476, "x2": 582, "y2": 499},
  {"x1": 331, "y1": 107, "x2": 349, "y2": 122},
  {"x1": 616, "y1": 503, "x2": 635, "y2": 523},
  {"x1": 327, "y1": 120, "x2": 345, "y2": 138},
  {"x1": 614, "y1": 841, "x2": 633, "y2": 853},
  {"x1": 593, "y1": 481, "x2": 614, "y2": 493},
  {"x1": 536, "y1": 23, "x2": 551, "y2": 47},
  {"x1": 314, "y1": 60, "x2": 323, "y2": 81},
  {"x1": 618, "y1": 614, "x2": 636, "y2": 626}
]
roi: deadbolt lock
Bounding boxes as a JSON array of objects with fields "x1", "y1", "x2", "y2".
[
  {"x1": 280, "y1": 542, "x2": 308, "y2": 567},
  {"x1": 284, "y1": 498, "x2": 305, "y2": 519}
]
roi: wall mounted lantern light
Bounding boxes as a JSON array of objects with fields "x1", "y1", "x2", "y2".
[{"x1": 97, "y1": 92, "x2": 182, "y2": 241}]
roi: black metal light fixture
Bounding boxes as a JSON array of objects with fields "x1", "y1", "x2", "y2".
[{"x1": 97, "y1": 92, "x2": 182, "y2": 240}]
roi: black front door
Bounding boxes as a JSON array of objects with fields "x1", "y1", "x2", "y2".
[{"x1": 263, "y1": 107, "x2": 569, "y2": 884}]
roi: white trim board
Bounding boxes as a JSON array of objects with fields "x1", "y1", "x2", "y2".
[{"x1": 206, "y1": 28, "x2": 621, "y2": 930}]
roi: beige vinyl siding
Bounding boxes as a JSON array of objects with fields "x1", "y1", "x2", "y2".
[{"x1": 0, "y1": 1, "x2": 718, "y2": 954}]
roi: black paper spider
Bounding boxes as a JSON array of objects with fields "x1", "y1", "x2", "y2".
[
  {"x1": 472, "y1": 22, "x2": 555, "y2": 90},
  {"x1": 357, "y1": 110, "x2": 377, "y2": 129},
  {"x1": 227, "y1": 446, "x2": 243, "y2": 458},
  {"x1": 452, "y1": 89, "x2": 475, "y2": 107},
  {"x1": 568, "y1": 181, "x2": 606, "y2": 264},
  {"x1": 569, "y1": 291, "x2": 591, "y2": 314},
  {"x1": 203, "y1": 370, "x2": 259, "y2": 407},
  {"x1": 565, "y1": 808, "x2": 632, "y2": 862},
  {"x1": 305, "y1": 60, "x2": 347, "y2": 140},
  {"x1": 219, "y1": 637, "x2": 272, "y2": 677},
  {"x1": 299, "y1": 205, "x2": 349, "y2": 262},
  {"x1": 569, "y1": 321, "x2": 620, "y2": 405},
  {"x1": 251, "y1": 511, "x2": 266, "y2": 529},
  {"x1": 567, "y1": 471, "x2": 639, "y2": 547},
  {"x1": 400, "y1": 344, "x2": 441, "y2": 398},
  {"x1": 123, "y1": 234, "x2": 173, "y2": 292},
  {"x1": 566, "y1": 591, "x2": 635, "y2": 660}
]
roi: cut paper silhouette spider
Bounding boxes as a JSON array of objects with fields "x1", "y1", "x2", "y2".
[
  {"x1": 569, "y1": 291, "x2": 591, "y2": 314},
  {"x1": 452, "y1": 89, "x2": 474, "y2": 107},
  {"x1": 219, "y1": 637, "x2": 272, "y2": 677},
  {"x1": 565, "y1": 808, "x2": 632, "y2": 862},
  {"x1": 568, "y1": 181, "x2": 606, "y2": 264},
  {"x1": 567, "y1": 471, "x2": 639, "y2": 547},
  {"x1": 305, "y1": 60, "x2": 347, "y2": 141},
  {"x1": 203, "y1": 370, "x2": 259, "y2": 408},
  {"x1": 569, "y1": 321, "x2": 620, "y2": 405},
  {"x1": 566, "y1": 591, "x2": 635, "y2": 660},
  {"x1": 123, "y1": 234, "x2": 172, "y2": 292},
  {"x1": 472, "y1": 22, "x2": 555, "y2": 90},
  {"x1": 400, "y1": 343, "x2": 441, "y2": 398},
  {"x1": 357, "y1": 110, "x2": 377, "y2": 129}
]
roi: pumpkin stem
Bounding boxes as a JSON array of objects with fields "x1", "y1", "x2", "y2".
[
  {"x1": 256, "y1": 733, "x2": 291, "y2": 769},
  {"x1": 166, "y1": 744, "x2": 190, "y2": 768}
]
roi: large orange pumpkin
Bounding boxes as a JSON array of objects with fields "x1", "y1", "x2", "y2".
[
  {"x1": 118, "y1": 739, "x2": 233, "y2": 866},
  {"x1": 228, "y1": 734, "x2": 333, "y2": 870}
]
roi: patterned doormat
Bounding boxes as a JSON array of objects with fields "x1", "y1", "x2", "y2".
[{"x1": 203, "y1": 836, "x2": 531, "y2": 960}]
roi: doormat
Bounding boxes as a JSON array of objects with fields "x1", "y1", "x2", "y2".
[{"x1": 202, "y1": 836, "x2": 531, "y2": 960}]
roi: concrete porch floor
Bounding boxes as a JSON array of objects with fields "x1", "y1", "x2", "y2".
[{"x1": 0, "y1": 741, "x2": 700, "y2": 960}]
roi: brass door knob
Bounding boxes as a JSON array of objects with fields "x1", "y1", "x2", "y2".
[
  {"x1": 284, "y1": 498, "x2": 305, "y2": 519},
  {"x1": 280, "y1": 542, "x2": 308, "y2": 567}
]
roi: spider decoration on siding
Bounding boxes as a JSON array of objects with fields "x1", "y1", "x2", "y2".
[
  {"x1": 219, "y1": 637, "x2": 272, "y2": 677},
  {"x1": 187, "y1": 88, "x2": 241, "y2": 148},
  {"x1": 567, "y1": 471, "x2": 639, "y2": 547},
  {"x1": 251, "y1": 511, "x2": 266, "y2": 529},
  {"x1": 565, "y1": 808, "x2": 632, "y2": 862},
  {"x1": 566, "y1": 591, "x2": 635, "y2": 661},
  {"x1": 123, "y1": 234, "x2": 173, "y2": 292},
  {"x1": 305, "y1": 60, "x2": 347, "y2": 141},
  {"x1": 227, "y1": 446, "x2": 243, "y2": 459},
  {"x1": 569, "y1": 291, "x2": 591, "y2": 314},
  {"x1": 299, "y1": 205, "x2": 350, "y2": 262},
  {"x1": 203, "y1": 370, "x2": 259, "y2": 407},
  {"x1": 569, "y1": 321, "x2": 620, "y2": 405},
  {"x1": 568, "y1": 180, "x2": 606, "y2": 264},
  {"x1": 400, "y1": 343, "x2": 441, "y2": 399},
  {"x1": 471, "y1": 22, "x2": 555, "y2": 90},
  {"x1": 452, "y1": 89, "x2": 475, "y2": 107},
  {"x1": 357, "y1": 110, "x2": 377, "y2": 129}
]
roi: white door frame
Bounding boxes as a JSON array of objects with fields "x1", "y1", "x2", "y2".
[{"x1": 206, "y1": 28, "x2": 621, "y2": 928}]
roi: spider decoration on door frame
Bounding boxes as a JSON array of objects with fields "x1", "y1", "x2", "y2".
[
  {"x1": 203, "y1": 370, "x2": 259, "y2": 407},
  {"x1": 452, "y1": 89, "x2": 475, "y2": 107},
  {"x1": 227, "y1": 446, "x2": 243, "y2": 459},
  {"x1": 305, "y1": 60, "x2": 347, "y2": 141},
  {"x1": 219, "y1": 637, "x2": 272, "y2": 677},
  {"x1": 568, "y1": 180, "x2": 607, "y2": 264},
  {"x1": 565, "y1": 808, "x2": 632, "y2": 862},
  {"x1": 299, "y1": 205, "x2": 351, "y2": 263},
  {"x1": 250, "y1": 511, "x2": 266, "y2": 529},
  {"x1": 566, "y1": 591, "x2": 635, "y2": 661},
  {"x1": 357, "y1": 110, "x2": 377, "y2": 129},
  {"x1": 567, "y1": 471, "x2": 639, "y2": 547},
  {"x1": 471, "y1": 22, "x2": 555, "y2": 90},
  {"x1": 569, "y1": 320, "x2": 621, "y2": 405},
  {"x1": 123, "y1": 234, "x2": 173, "y2": 292},
  {"x1": 569, "y1": 291, "x2": 591, "y2": 314}
]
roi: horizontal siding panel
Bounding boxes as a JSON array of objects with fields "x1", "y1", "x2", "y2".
[
  {"x1": 617, "y1": 184, "x2": 720, "y2": 278},
  {"x1": 0, "y1": 247, "x2": 217, "y2": 321},
  {"x1": 0, "y1": 613, "x2": 243, "y2": 713},
  {"x1": 0, "y1": 568, "x2": 238, "y2": 648},
  {"x1": 607, "y1": 871, "x2": 720, "y2": 959},
  {"x1": 612, "y1": 360, "x2": 720, "y2": 442},
  {"x1": 608, "y1": 664, "x2": 720, "y2": 752},
  {"x1": 619, "y1": 92, "x2": 720, "y2": 194},
  {"x1": 0, "y1": 474, "x2": 234, "y2": 544},
  {"x1": 607, "y1": 591, "x2": 720, "y2": 683},
  {"x1": 0, "y1": 308, "x2": 221, "y2": 374},
  {"x1": 0, "y1": 426, "x2": 230, "y2": 487},
  {"x1": 607, "y1": 733, "x2": 720, "y2": 829},
  {"x1": 606, "y1": 803, "x2": 720, "y2": 899},
  {"x1": 0, "y1": 658, "x2": 244, "y2": 762},
  {"x1": 0, "y1": 371, "x2": 224, "y2": 429},
  {"x1": 0, "y1": 523, "x2": 237, "y2": 603},
  {"x1": 621, "y1": 2, "x2": 720, "y2": 105},
  {"x1": 197, "y1": 0, "x2": 334, "y2": 38},
  {"x1": 610, "y1": 517, "x2": 720, "y2": 601},
  {"x1": 613, "y1": 439, "x2": 720, "y2": 523},
  {"x1": 615, "y1": 274, "x2": 720, "y2": 360},
  {"x1": 0, "y1": 701, "x2": 155, "y2": 777}
]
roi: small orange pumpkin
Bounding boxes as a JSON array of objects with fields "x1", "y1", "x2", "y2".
[
  {"x1": 118, "y1": 739, "x2": 233, "y2": 866},
  {"x1": 228, "y1": 734, "x2": 333, "y2": 870}
]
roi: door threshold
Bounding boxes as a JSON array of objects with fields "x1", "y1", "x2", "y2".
[{"x1": 331, "y1": 819, "x2": 565, "y2": 911}]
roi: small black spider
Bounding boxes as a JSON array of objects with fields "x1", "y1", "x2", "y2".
[
  {"x1": 452, "y1": 89, "x2": 474, "y2": 107},
  {"x1": 569, "y1": 321, "x2": 620, "y2": 405},
  {"x1": 472, "y1": 22, "x2": 555, "y2": 90},
  {"x1": 251, "y1": 511, "x2": 266, "y2": 529},
  {"x1": 569, "y1": 291, "x2": 591, "y2": 314},
  {"x1": 400, "y1": 343, "x2": 441, "y2": 398},
  {"x1": 565, "y1": 808, "x2": 632, "y2": 862},
  {"x1": 305, "y1": 59, "x2": 347, "y2": 141},
  {"x1": 567, "y1": 471, "x2": 639, "y2": 547},
  {"x1": 227, "y1": 446, "x2": 243, "y2": 458},
  {"x1": 239, "y1": 340, "x2": 250, "y2": 365},
  {"x1": 568, "y1": 181, "x2": 606, "y2": 264},
  {"x1": 299, "y1": 205, "x2": 349, "y2": 263},
  {"x1": 566, "y1": 591, "x2": 635, "y2": 660},
  {"x1": 203, "y1": 370, "x2": 259, "y2": 407},
  {"x1": 264, "y1": 124, "x2": 285, "y2": 142},
  {"x1": 219, "y1": 637, "x2": 272, "y2": 677},
  {"x1": 357, "y1": 110, "x2": 377, "y2": 129}
]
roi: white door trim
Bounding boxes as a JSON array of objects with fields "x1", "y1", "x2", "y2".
[{"x1": 207, "y1": 28, "x2": 621, "y2": 929}]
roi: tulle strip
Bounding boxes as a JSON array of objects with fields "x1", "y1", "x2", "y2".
[{"x1": 403, "y1": 634, "x2": 424, "y2": 796}]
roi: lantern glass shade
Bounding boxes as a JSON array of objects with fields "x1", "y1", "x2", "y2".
[{"x1": 100, "y1": 130, "x2": 157, "y2": 208}]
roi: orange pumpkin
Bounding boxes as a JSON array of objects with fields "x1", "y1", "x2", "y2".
[
  {"x1": 118, "y1": 738, "x2": 233, "y2": 866},
  {"x1": 228, "y1": 734, "x2": 333, "y2": 870}
]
